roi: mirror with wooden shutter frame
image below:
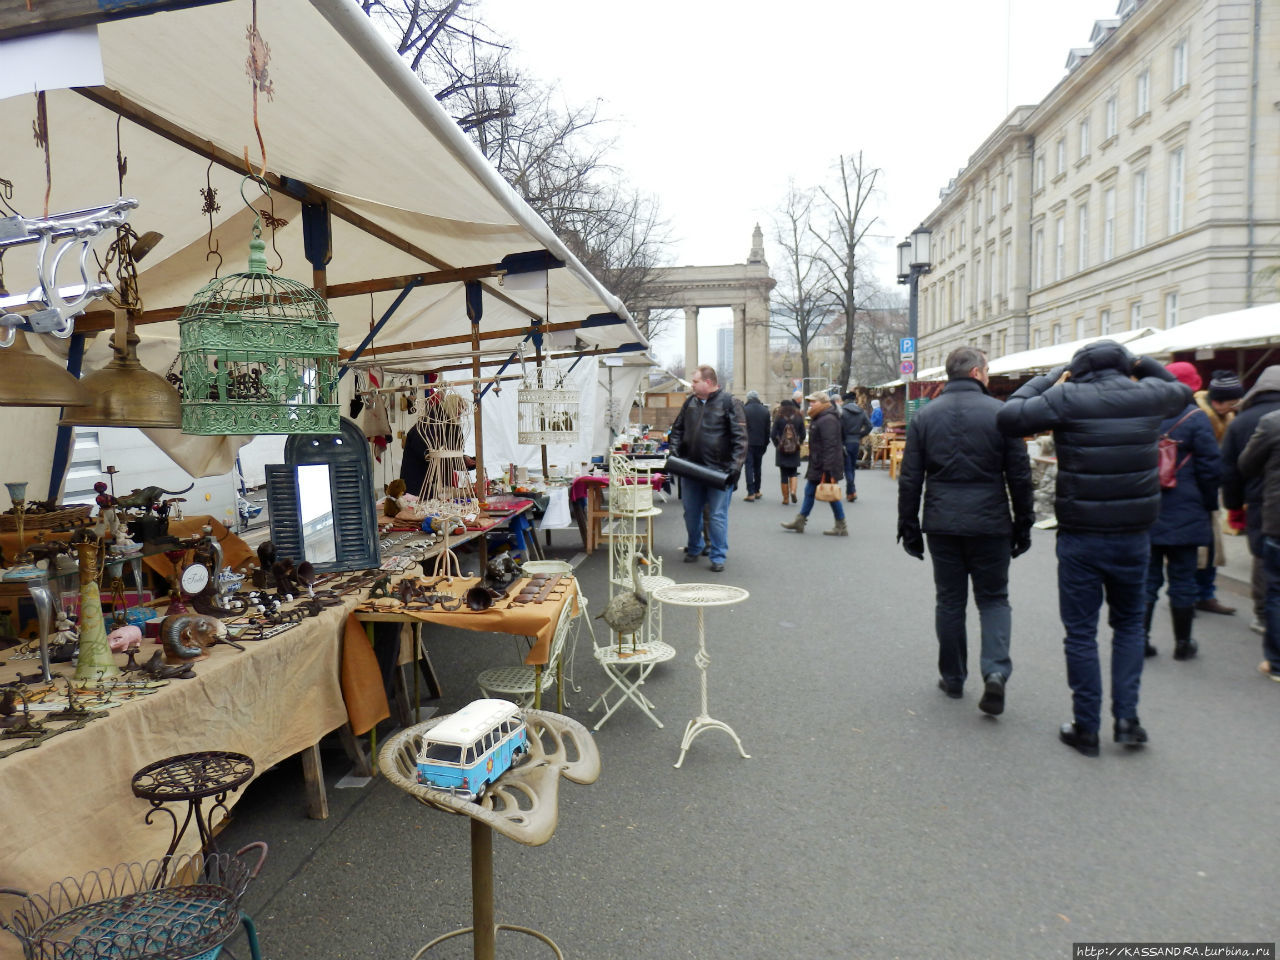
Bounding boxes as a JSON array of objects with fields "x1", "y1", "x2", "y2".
[{"x1": 266, "y1": 417, "x2": 381, "y2": 572}]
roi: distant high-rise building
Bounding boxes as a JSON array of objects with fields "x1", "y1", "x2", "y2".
[{"x1": 716, "y1": 326, "x2": 734, "y2": 389}]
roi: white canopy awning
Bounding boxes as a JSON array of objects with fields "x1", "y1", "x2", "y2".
[
  {"x1": 0, "y1": 0, "x2": 648, "y2": 368},
  {"x1": 986, "y1": 327, "x2": 1158, "y2": 377},
  {"x1": 1123, "y1": 304, "x2": 1280, "y2": 356}
]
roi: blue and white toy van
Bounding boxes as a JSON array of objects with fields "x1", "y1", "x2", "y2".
[{"x1": 415, "y1": 699, "x2": 529, "y2": 800}]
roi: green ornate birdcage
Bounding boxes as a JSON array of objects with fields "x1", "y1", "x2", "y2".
[{"x1": 177, "y1": 212, "x2": 339, "y2": 435}]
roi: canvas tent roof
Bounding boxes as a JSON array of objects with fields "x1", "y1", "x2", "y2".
[
  {"x1": 1123, "y1": 304, "x2": 1280, "y2": 356},
  {"x1": 985, "y1": 327, "x2": 1157, "y2": 377},
  {"x1": 0, "y1": 0, "x2": 647, "y2": 369}
]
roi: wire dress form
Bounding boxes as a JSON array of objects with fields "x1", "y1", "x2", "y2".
[{"x1": 414, "y1": 390, "x2": 479, "y2": 516}]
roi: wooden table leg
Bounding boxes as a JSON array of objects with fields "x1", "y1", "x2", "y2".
[{"x1": 301, "y1": 743, "x2": 329, "y2": 819}]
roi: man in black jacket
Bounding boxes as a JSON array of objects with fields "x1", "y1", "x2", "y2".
[
  {"x1": 667, "y1": 365, "x2": 748, "y2": 572},
  {"x1": 1221, "y1": 365, "x2": 1280, "y2": 634},
  {"x1": 741, "y1": 390, "x2": 772, "y2": 502},
  {"x1": 839, "y1": 391, "x2": 873, "y2": 503},
  {"x1": 898, "y1": 347, "x2": 1034, "y2": 716},
  {"x1": 1238, "y1": 406, "x2": 1280, "y2": 683},
  {"x1": 996, "y1": 340, "x2": 1189, "y2": 756}
]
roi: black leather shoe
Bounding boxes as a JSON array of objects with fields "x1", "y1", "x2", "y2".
[
  {"x1": 1143, "y1": 642, "x2": 1158, "y2": 658},
  {"x1": 1114, "y1": 717, "x2": 1148, "y2": 746},
  {"x1": 1059, "y1": 722, "x2": 1100, "y2": 757},
  {"x1": 683, "y1": 551, "x2": 700, "y2": 563},
  {"x1": 1172, "y1": 640, "x2": 1198, "y2": 661},
  {"x1": 978, "y1": 674, "x2": 1006, "y2": 716},
  {"x1": 937, "y1": 678, "x2": 963, "y2": 699},
  {"x1": 709, "y1": 562, "x2": 725, "y2": 573}
]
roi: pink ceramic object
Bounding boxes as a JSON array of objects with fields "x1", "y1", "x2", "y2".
[{"x1": 107, "y1": 624, "x2": 143, "y2": 653}]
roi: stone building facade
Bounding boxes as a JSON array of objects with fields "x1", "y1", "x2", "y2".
[{"x1": 914, "y1": 0, "x2": 1280, "y2": 372}]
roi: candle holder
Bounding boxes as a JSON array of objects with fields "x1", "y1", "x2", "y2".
[{"x1": 5, "y1": 481, "x2": 28, "y2": 554}]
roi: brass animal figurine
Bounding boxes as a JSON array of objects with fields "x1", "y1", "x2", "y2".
[{"x1": 160, "y1": 613, "x2": 222, "y2": 664}]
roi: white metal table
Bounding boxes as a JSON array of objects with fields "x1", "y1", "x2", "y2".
[{"x1": 650, "y1": 582, "x2": 751, "y2": 768}]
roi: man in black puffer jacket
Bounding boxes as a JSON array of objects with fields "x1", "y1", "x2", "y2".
[
  {"x1": 1238, "y1": 405, "x2": 1280, "y2": 682},
  {"x1": 898, "y1": 347, "x2": 1034, "y2": 716},
  {"x1": 996, "y1": 340, "x2": 1189, "y2": 757}
]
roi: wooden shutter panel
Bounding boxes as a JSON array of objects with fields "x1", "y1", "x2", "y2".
[{"x1": 265, "y1": 464, "x2": 303, "y2": 562}]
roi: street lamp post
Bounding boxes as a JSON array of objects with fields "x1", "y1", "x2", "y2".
[{"x1": 896, "y1": 228, "x2": 933, "y2": 421}]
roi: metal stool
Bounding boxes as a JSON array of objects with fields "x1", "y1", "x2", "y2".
[{"x1": 380, "y1": 709, "x2": 600, "y2": 960}]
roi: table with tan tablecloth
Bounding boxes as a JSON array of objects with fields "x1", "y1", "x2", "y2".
[{"x1": 0, "y1": 594, "x2": 364, "y2": 959}]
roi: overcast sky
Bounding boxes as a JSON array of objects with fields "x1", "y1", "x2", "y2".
[{"x1": 481, "y1": 0, "x2": 1120, "y2": 365}]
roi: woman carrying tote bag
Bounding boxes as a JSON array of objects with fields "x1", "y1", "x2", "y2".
[{"x1": 780, "y1": 392, "x2": 848, "y2": 537}]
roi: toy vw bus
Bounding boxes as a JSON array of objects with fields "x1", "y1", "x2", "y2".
[{"x1": 415, "y1": 699, "x2": 529, "y2": 800}]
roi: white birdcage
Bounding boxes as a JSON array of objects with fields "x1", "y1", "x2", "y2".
[{"x1": 517, "y1": 386, "x2": 580, "y2": 445}]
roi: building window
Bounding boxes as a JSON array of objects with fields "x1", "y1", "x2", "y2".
[
  {"x1": 960, "y1": 219, "x2": 966, "y2": 242},
  {"x1": 1136, "y1": 70, "x2": 1150, "y2": 116},
  {"x1": 1074, "y1": 317, "x2": 1085, "y2": 340},
  {"x1": 998, "y1": 330, "x2": 1007, "y2": 356},
  {"x1": 1035, "y1": 155, "x2": 1045, "y2": 191},
  {"x1": 1168, "y1": 147, "x2": 1185, "y2": 234},
  {"x1": 1056, "y1": 138, "x2": 1066, "y2": 175},
  {"x1": 958, "y1": 276, "x2": 966, "y2": 316},
  {"x1": 1034, "y1": 228, "x2": 1044, "y2": 288},
  {"x1": 976, "y1": 196, "x2": 983, "y2": 225},
  {"x1": 949, "y1": 229, "x2": 955, "y2": 254},
  {"x1": 1172, "y1": 38, "x2": 1188, "y2": 89},
  {"x1": 1077, "y1": 204, "x2": 1089, "y2": 272},
  {"x1": 1005, "y1": 174, "x2": 1013, "y2": 207},
  {"x1": 1079, "y1": 118, "x2": 1090, "y2": 159},
  {"x1": 1130, "y1": 301, "x2": 1143, "y2": 330},
  {"x1": 1132, "y1": 170, "x2": 1147, "y2": 248},
  {"x1": 1100, "y1": 308, "x2": 1112, "y2": 334},
  {"x1": 1103, "y1": 187, "x2": 1116, "y2": 261},
  {"x1": 1164, "y1": 291, "x2": 1179, "y2": 328},
  {"x1": 1004, "y1": 240, "x2": 1013, "y2": 300},
  {"x1": 1105, "y1": 97, "x2": 1118, "y2": 140},
  {"x1": 976, "y1": 254, "x2": 984, "y2": 308},
  {"x1": 1034, "y1": 328, "x2": 1044, "y2": 349},
  {"x1": 1054, "y1": 217, "x2": 1065, "y2": 281},
  {"x1": 1052, "y1": 321, "x2": 1064, "y2": 345},
  {"x1": 990, "y1": 185, "x2": 998, "y2": 218}
]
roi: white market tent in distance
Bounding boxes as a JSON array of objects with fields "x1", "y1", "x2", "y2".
[
  {"x1": 985, "y1": 328, "x2": 1157, "y2": 378},
  {"x1": 1124, "y1": 303, "x2": 1280, "y2": 356},
  {"x1": 0, "y1": 0, "x2": 649, "y2": 486}
]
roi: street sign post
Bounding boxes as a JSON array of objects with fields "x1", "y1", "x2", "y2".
[{"x1": 899, "y1": 359, "x2": 915, "y2": 376}]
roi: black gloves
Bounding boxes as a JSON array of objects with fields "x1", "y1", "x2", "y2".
[
  {"x1": 897, "y1": 519, "x2": 924, "y2": 560},
  {"x1": 1011, "y1": 517, "x2": 1033, "y2": 558},
  {"x1": 726, "y1": 469, "x2": 741, "y2": 490}
]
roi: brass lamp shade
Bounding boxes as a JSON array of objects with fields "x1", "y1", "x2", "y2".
[
  {"x1": 59, "y1": 337, "x2": 181, "y2": 429},
  {"x1": 0, "y1": 331, "x2": 91, "y2": 407}
]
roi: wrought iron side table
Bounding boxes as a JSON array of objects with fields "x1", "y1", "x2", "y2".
[
  {"x1": 131, "y1": 751, "x2": 255, "y2": 882},
  {"x1": 649, "y1": 582, "x2": 752, "y2": 769},
  {"x1": 380, "y1": 709, "x2": 600, "y2": 960}
]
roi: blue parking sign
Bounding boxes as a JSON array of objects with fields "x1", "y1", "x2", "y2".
[{"x1": 899, "y1": 337, "x2": 916, "y2": 355}]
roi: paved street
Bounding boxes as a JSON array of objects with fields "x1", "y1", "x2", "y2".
[{"x1": 222, "y1": 463, "x2": 1276, "y2": 960}]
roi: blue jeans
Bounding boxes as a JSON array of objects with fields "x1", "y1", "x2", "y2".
[
  {"x1": 682, "y1": 480, "x2": 731, "y2": 564},
  {"x1": 1263, "y1": 537, "x2": 1280, "y2": 671},
  {"x1": 927, "y1": 534, "x2": 1012, "y2": 685},
  {"x1": 1056, "y1": 531, "x2": 1150, "y2": 733},
  {"x1": 799, "y1": 480, "x2": 845, "y2": 520},
  {"x1": 843, "y1": 440, "x2": 861, "y2": 495},
  {"x1": 1146, "y1": 544, "x2": 1199, "y2": 608}
]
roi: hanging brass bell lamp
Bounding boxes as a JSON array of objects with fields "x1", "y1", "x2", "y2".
[
  {"x1": 59, "y1": 320, "x2": 182, "y2": 428},
  {"x1": 0, "y1": 330, "x2": 91, "y2": 407}
]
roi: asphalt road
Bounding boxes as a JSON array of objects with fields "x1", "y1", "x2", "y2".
[{"x1": 221, "y1": 462, "x2": 1277, "y2": 960}]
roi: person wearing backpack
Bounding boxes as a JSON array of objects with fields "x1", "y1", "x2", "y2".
[
  {"x1": 996, "y1": 340, "x2": 1189, "y2": 757},
  {"x1": 1143, "y1": 362, "x2": 1223, "y2": 661},
  {"x1": 771, "y1": 399, "x2": 805, "y2": 506},
  {"x1": 839, "y1": 391, "x2": 873, "y2": 502}
]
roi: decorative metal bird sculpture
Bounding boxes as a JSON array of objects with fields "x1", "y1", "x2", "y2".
[{"x1": 597, "y1": 553, "x2": 651, "y2": 655}]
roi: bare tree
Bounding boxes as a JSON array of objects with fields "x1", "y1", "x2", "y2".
[
  {"x1": 854, "y1": 289, "x2": 909, "y2": 386},
  {"x1": 769, "y1": 185, "x2": 838, "y2": 390},
  {"x1": 359, "y1": 2, "x2": 673, "y2": 333},
  {"x1": 811, "y1": 152, "x2": 882, "y2": 389}
]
